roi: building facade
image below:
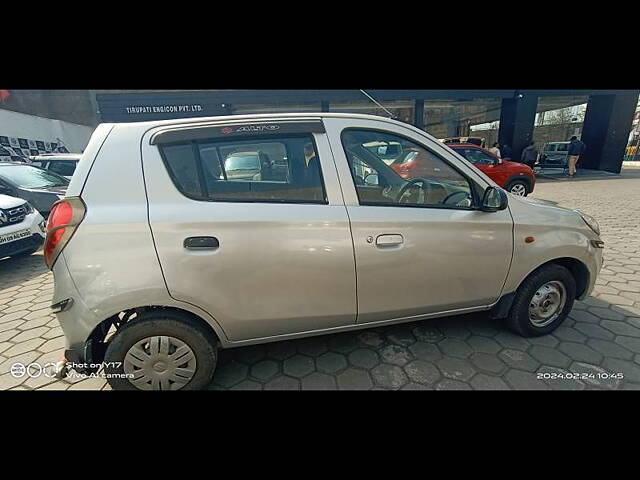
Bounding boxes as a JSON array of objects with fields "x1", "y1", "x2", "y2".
[{"x1": 1, "y1": 89, "x2": 638, "y2": 173}]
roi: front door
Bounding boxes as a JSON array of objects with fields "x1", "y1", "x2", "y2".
[
  {"x1": 142, "y1": 120, "x2": 357, "y2": 342},
  {"x1": 325, "y1": 119, "x2": 514, "y2": 324}
]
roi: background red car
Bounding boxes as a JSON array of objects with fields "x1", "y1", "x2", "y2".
[{"x1": 389, "y1": 143, "x2": 536, "y2": 196}]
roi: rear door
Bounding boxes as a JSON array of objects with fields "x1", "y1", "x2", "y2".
[{"x1": 141, "y1": 119, "x2": 357, "y2": 342}]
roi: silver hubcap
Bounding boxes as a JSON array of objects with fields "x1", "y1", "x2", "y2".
[
  {"x1": 510, "y1": 183, "x2": 527, "y2": 196},
  {"x1": 124, "y1": 336, "x2": 197, "y2": 390},
  {"x1": 529, "y1": 281, "x2": 566, "y2": 327}
]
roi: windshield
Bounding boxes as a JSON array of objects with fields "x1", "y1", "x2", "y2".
[
  {"x1": 224, "y1": 155, "x2": 260, "y2": 171},
  {"x1": 0, "y1": 164, "x2": 69, "y2": 189}
]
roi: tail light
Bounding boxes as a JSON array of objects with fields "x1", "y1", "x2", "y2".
[{"x1": 44, "y1": 197, "x2": 86, "y2": 269}]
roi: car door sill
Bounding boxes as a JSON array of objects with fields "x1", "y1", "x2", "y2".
[{"x1": 222, "y1": 304, "x2": 492, "y2": 348}]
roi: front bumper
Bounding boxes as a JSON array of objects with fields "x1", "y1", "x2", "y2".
[{"x1": 580, "y1": 238, "x2": 604, "y2": 300}]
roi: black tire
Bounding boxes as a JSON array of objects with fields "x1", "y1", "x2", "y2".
[
  {"x1": 506, "y1": 264, "x2": 576, "y2": 337},
  {"x1": 506, "y1": 179, "x2": 529, "y2": 197},
  {"x1": 104, "y1": 310, "x2": 218, "y2": 390}
]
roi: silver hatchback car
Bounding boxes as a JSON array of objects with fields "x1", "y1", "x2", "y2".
[{"x1": 46, "y1": 113, "x2": 604, "y2": 390}]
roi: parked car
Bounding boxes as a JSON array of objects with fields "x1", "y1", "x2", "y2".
[
  {"x1": 49, "y1": 113, "x2": 603, "y2": 390},
  {"x1": 0, "y1": 194, "x2": 46, "y2": 260},
  {"x1": 222, "y1": 152, "x2": 262, "y2": 180},
  {"x1": 0, "y1": 163, "x2": 69, "y2": 217},
  {"x1": 29, "y1": 154, "x2": 81, "y2": 180},
  {"x1": 445, "y1": 143, "x2": 536, "y2": 196},
  {"x1": 538, "y1": 141, "x2": 570, "y2": 168},
  {"x1": 441, "y1": 136, "x2": 486, "y2": 148}
]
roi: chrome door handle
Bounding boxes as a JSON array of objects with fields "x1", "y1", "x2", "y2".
[
  {"x1": 184, "y1": 236, "x2": 219, "y2": 250},
  {"x1": 375, "y1": 234, "x2": 404, "y2": 247}
]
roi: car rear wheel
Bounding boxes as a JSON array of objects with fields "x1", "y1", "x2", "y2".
[
  {"x1": 506, "y1": 180, "x2": 528, "y2": 196},
  {"x1": 104, "y1": 311, "x2": 218, "y2": 390},
  {"x1": 506, "y1": 264, "x2": 576, "y2": 337}
]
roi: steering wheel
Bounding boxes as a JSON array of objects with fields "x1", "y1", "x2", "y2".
[
  {"x1": 443, "y1": 190, "x2": 473, "y2": 207},
  {"x1": 396, "y1": 178, "x2": 432, "y2": 204}
]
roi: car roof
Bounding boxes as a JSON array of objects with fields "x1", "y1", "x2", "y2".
[{"x1": 106, "y1": 112, "x2": 429, "y2": 133}]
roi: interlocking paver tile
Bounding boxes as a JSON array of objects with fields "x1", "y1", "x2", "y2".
[
  {"x1": 558, "y1": 342, "x2": 604, "y2": 364},
  {"x1": 336, "y1": 368, "x2": 372, "y2": 390},
  {"x1": 408, "y1": 342, "x2": 442, "y2": 361},
  {"x1": 471, "y1": 374, "x2": 510, "y2": 390},
  {"x1": 587, "y1": 339, "x2": 634, "y2": 360},
  {"x1": 10, "y1": 327, "x2": 49, "y2": 343},
  {"x1": 263, "y1": 375, "x2": 300, "y2": 390},
  {"x1": 3, "y1": 338, "x2": 46, "y2": 357},
  {"x1": 316, "y1": 351, "x2": 347, "y2": 374},
  {"x1": 386, "y1": 327, "x2": 416, "y2": 346},
  {"x1": 404, "y1": 360, "x2": 440, "y2": 385},
  {"x1": 435, "y1": 379, "x2": 472, "y2": 390},
  {"x1": 614, "y1": 336, "x2": 640, "y2": 354},
  {"x1": 380, "y1": 344, "x2": 412, "y2": 366},
  {"x1": 504, "y1": 369, "x2": 548, "y2": 390},
  {"x1": 230, "y1": 380, "x2": 262, "y2": 390},
  {"x1": 600, "y1": 320, "x2": 640, "y2": 337},
  {"x1": 250, "y1": 360, "x2": 279, "y2": 381},
  {"x1": 37, "y1": 337, "x2": 65, "y2": 354},
  {"x1": 348, "y1": 348, "x2": 380, "y2": 369},
  {"x1": 371, "y1": 364, "x2": 408, "y2": 389},
  {"x1": 438, "y1": 338, "x2": 473, "y2": 358},
  {"x1": 437, "y1": 357, "x2": 476, "y2": 382},
  {"x1": 499, "y1": 349, "x2": 540, "y2": 372},
  {"x1": 283, "y1": 354, "x2": 315, "y2": 378},
  {"x1": 301, "y1": 372, "x2": 337, "y2": 390}
]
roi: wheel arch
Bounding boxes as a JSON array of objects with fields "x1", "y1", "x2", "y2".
[
  {"x1": 84, "y1": 305, "x2": 225, "y2": 367},
  {"x1": 492, "y1": 256, "x2": 590, "y2": 319}
]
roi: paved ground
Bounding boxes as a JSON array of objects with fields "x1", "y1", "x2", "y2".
[{"x1": 2, "y1": 167, "x2": 640, "y2": 390}]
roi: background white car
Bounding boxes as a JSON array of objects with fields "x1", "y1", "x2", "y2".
[{"x1": 0, "y1": 194, "x2": 46, "y2": 260}]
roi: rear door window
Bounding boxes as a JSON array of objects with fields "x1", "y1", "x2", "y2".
[{"x1": 159, "y1": 134, "x2": 326, "y2": 204}]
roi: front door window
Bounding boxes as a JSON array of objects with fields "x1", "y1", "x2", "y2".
[{"x1": 341, "y1": 129, "x2": 474, "y2": 209}]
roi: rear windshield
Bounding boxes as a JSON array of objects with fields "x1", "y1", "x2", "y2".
[{"x1": 0, "y1": 164, "x2": 69, "y2": 189}]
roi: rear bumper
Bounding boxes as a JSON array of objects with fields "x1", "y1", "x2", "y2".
[{"x1": 52, "y1": 253, "x2": 103, "y2": 360}]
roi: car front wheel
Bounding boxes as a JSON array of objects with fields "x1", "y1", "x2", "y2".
[
  {"x1": 506, "y1": 180, "x2": 529, "y2": 196},
  {"x1": 104, "y1": 311, "x2": 218, "y2": 390},
  {"x1": 506, "y1": 264, "x2": 576, "y2": 337}
]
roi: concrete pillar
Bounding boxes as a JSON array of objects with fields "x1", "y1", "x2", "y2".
[
  {"x1": 498, "y1": 94, "x2": 538, "y2": 162},
  {"x1": 580, "y1": 91, "x2": 639, "y2": 173},
  {"x1": 414, "y1": 99, "x2": 424, "y2": 130}
]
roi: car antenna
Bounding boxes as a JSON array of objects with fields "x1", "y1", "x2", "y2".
[{"x1": 360, "y1": 90, "x2": 399, "y2": 120}]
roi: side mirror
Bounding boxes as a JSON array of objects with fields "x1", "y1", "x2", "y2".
[{"x1": 481, "y1": 186, "x2": 508, "y2": 212}]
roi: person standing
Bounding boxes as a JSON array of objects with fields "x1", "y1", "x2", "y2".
[
  {"x1": 567, "y1": 135, "x2": 586, "y2": 177},
  {"x1": 489, "y1": 142, "x2": 501, "y2": 158},
  {"x1": 500, "y1": 143, "x2": 512, "y2": 160},
  {"x1": 520, "y1": 141, "x2": 539, "y2": 168}
]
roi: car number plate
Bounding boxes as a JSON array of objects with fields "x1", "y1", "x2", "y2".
[{"x1": 0, "y1": 229, "x2": 31, "y2": 245}]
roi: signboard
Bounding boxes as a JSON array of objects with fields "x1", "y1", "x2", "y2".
[{"x1": 96, "y1": 92, "x2": 230, "y2": 123}]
